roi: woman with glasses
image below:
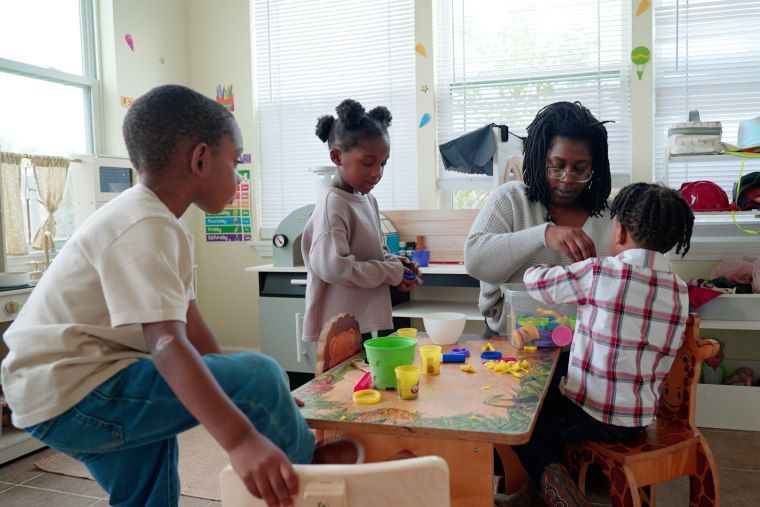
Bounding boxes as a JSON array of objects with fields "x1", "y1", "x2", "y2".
[{"x1": 464, "y1": 101, "x2": 613, "y2": 336}]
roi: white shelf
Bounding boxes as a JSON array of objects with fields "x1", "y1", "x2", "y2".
[
  {"x1": 392, "y1": 300, "x2": 482, "y2": 320},
  {"x1": 0, "y1": 425, "x2": 45, "y2": 464},
  {"x1": 699, "y1": 320, "x2": 760, "y2": 331}
]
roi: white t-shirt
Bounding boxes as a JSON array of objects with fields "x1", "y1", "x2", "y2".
[{"x1": 1, "y1": 184, "x2": 195, "y2": 428}]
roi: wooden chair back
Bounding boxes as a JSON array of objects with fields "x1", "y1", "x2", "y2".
[
  {"x1": 219, "y1": 456, "x2": 451, "y2": 506},
  {"x1": 315, "y1": 313, "x2": 362, "y2": 376},
  {"x1": 564, "y1": 313, "x2": 721, "y2": 507}
]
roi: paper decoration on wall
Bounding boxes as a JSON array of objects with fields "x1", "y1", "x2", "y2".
[
  {"x1": 631, "y1": 45, "x2": 651, "y2": 80},
  {"x1": 216, "y1": 84, "x2": 234, "y2": 111},
  {"x1": 241, "y1": 154, "x2": 252, "y2": 164},
  {"x1": 415, "y1": 43, "x2": 427, "y2": 57},
  {"x1": 205, "y1": 169, "x2": 251, "y2": 242},
  {"x1": 636, "y1": 0, "x2": 651, "y2": 16},
  {"x1": 419, "y1": 113, "x2": 431, "y2": 128},
  {"x1": 125, "y1": 34, "x2": 134, "y2": 52},
  {"x1": 159, "y1": 56, "x2": 165, "y2": 64},
  {"x1": 121, "y1": 96, "x2": 134, "y2": 108},
  {"x1": 420, "y1": 85, "x2": 429, "y2": 93}
]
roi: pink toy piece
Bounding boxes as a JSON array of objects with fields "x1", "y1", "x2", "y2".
[
  {"x1": 551, "y1": 326, "x2": 573, "y2": 346},
  {"x1": 353, "y1": 371, "x2": 374, "y2": 392}
]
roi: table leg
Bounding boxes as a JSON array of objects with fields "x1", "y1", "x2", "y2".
[
  {"x1": 324, "y1": 430, "x2": 493, "y2": 507},
  {"x1": 495, "y1": 444, "x2": 528, "y2": 494}
]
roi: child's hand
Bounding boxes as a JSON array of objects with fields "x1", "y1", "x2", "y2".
[
  {"x1": 229, "y1": 432, "x2": 299, "y2": 507},
  {"x1": 395, "y1": 265, "x2": 423, "y2": 292}
]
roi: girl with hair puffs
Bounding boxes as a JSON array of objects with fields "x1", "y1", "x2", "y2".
[{"x1": 301, "y1": 99, "x2": 421, "y2": 343}]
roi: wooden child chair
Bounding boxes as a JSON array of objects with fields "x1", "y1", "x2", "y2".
[
  {"x1": 564, "y1": 313, "x2": 721, "y2": 507},
  {"x1": 219, "y1": 455, "x2": 450, "y2": 506}
]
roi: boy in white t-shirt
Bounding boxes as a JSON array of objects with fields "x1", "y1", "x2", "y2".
[{"x1": 1, "y1": 84, "x2": 356, "y2": 507}]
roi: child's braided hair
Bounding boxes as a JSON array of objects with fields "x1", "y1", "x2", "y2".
[{"x1": 610, "y1": 182, "x2": 695, "y2": 257}]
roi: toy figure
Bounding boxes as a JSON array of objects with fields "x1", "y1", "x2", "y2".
[
  {"x1": 724, "y1": 367, "x2": 756, "y2": 386},
  {"x1": 699, "y1": 339, "x2": 730, "y2": 384}
]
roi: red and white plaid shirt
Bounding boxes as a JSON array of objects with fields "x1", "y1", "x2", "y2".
[{"x1": 524, "y1": 249, "x2": 689, "y2": 427}]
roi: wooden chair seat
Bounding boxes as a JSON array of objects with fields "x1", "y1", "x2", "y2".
[{"x1": 564, "y1": 313, "x2": 721, "y2": 507}]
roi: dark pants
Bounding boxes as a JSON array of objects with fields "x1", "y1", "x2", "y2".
[{"x1": 511, "y1": 352, "x2": 646, "y2": 483}]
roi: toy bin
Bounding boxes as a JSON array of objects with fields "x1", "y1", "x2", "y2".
[{"x1": 500, "y1": 283, "x2": 578, "y2": 348}]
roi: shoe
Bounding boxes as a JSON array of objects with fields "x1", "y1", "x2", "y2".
[
  {"x1": 493, "y1": 478, "x2": 535, "y2": 507},
  {"x1": 312, "y1": 436, "x2": 365, "y2": 464},
  {"x1": 537, "y1": 463, "x2": 590, "y2": 507}
]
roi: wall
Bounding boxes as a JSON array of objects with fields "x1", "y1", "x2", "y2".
[{"x1": 98, "y1": 0, "x2": 263, "y2": 350}]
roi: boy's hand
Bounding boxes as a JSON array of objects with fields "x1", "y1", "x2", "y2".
[
  {"x1": 545, "y1": 225, "x2": 597, "y2": 262},
  {"x1": 229, "y1": 432, "x2": 299, "y2": 507}
]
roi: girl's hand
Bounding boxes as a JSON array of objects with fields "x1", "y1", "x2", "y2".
[
  {"x1": 395, "y1": 260, "x2": 423, "y2": 292},
  {"x1": 545, "y1": 225, "x2": 597, "y2": 263}
]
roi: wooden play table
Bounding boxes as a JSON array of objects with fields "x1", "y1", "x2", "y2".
[{"x1": 293, "y1": 335, "x2": 561, "y2": 506}]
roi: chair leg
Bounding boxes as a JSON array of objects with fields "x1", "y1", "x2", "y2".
[
  {"x1": 689, "y1": 441, "x2": 720, "y2": 506},
  {"x1": 640, "y1": 484, "x2": 653, "y2": 507},
  {"x1": 604, "y1": 465, "x2": 641, "y2": 507}
]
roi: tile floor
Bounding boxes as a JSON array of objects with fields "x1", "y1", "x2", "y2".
[{"x1": 0, "y1": 427, "x2": 757, "y2": 506}]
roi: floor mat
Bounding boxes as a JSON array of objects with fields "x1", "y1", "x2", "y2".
[{"x1": 34, "y1": 425, "x2": 229, "y2": 501}]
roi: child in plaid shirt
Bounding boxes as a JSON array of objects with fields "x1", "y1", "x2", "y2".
[{"x1": 504, "y1": 182, "x2": 694, "y2": 507}]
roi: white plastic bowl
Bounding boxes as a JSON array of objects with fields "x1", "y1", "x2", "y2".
[{"x1": 423, "y1": 312, "x2": 466, "y2": 345}]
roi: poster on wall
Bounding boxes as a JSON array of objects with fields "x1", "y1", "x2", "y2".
[{"x1": 205, "y1": 169, "x2": 251, "y2": 242}]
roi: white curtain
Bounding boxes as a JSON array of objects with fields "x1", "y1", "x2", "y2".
[
  {"x1": 253, "y1": 0, "x2": 417, "y2": 235},
  {"x1": 0, "y1": 151, "x2": 28, "y2": 256},
  {"x1": 654, "y1": 0, "x2": 760, "y2": 192},
  {"x1": 435, "y1": 0, "x2": 632, "y2": 190},
  {"x1": 30, "y1": 155, "x2": 69, "y2": 252}
]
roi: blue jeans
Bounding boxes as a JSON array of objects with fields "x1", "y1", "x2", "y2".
[
  {"x1": 26, "y1": 352, "x2": 315, "y2": 506},
  {"x1": 511, "y1": 352, "x2": 645, "y2": 483}
]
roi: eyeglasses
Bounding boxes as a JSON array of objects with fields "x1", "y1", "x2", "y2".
[{"x1": 546, "y1": 167, "x2": 593, "y2": 183}]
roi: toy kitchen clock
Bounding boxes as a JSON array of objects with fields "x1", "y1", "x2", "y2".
[{"x1": 272, "y1": 205, "x2": 315, "y2": 267}]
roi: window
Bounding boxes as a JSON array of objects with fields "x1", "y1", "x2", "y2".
[
  {"x1": 0, "y1": 0, "x2": 98, "y2": 262},
  {"x1": 654, "y1": 0, "x2": 760, "y2": 193},
  {"x1": 253, "y1": 0, "x2": 417, "y2": 235},
  {"x1": 435, "y1": 0, "x2": 632, "y2": 206}
]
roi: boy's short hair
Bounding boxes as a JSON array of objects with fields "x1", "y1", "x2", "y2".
[
  {"x1": 123, "y1": 84, "x2": 237, "y2": 174},
  {"x1": 610, "y1": 182, "x2": 695, "y2": 257}
]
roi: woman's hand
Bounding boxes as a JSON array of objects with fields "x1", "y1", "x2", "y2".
[{"x1": 545, "y1": 225, "x2": 597, "y2": 263}]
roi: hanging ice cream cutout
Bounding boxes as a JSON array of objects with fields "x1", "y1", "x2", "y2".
[
  {"x1": 631, "y1": 45, "x2": 651, "y2": 80},
  {"x1": 125, "y1": 34, "x2": 134, "y2": 52}
]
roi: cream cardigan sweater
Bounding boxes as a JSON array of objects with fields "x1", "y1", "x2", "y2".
[{"x1": 464, "y1": 182, "x2": 612, "y2": 334}]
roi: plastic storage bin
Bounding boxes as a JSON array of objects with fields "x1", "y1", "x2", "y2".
[{"x1": 500, "y1": 283, "x2": 577, "y2": 348}]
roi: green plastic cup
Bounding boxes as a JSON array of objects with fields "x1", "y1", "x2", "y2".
[{"x1": 363, "y1": 336, "x2": 417, "y2": 390}]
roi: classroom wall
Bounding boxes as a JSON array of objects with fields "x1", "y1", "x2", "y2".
[{"x1": 97, "y1": 0, "x2": 656, "y2": 351}]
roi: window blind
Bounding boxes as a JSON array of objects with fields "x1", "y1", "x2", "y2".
[
  {"x1": 435, "y1": 0, "x2": 631, "y2": 190},
  {"x1": 654, "y1": 0, "x2": 760, "y2": 193},
  {"x1": 253, "y1": 0, "x2": 416, "y2": 235}
]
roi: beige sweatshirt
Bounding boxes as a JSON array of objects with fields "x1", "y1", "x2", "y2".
[{"x1": 301, "y1": 187, "x2": 404, "y2": 342}]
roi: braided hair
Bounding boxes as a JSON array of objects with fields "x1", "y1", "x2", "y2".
[
  {"x1": 610, "y1": 182, "x2": 694, "y2": 257},
  {"x1": 315, "y1": 99, "x2": 392, "y2": 150},
  {"x1": 522, "y1": 101, "x2": 612, "y2": 217}
]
